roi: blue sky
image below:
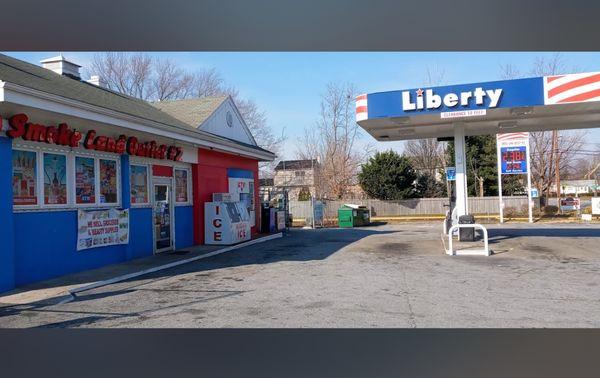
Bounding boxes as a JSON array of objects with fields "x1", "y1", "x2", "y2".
[{"x1": 5, "y1": 52, "x2": 600, "y2": 158}]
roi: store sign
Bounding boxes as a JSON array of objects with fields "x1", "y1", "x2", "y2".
[
  {"x1": 5, "y1": 113, "x2": 183, "y2": 161},
  {"x1": 77, "y1": 208, "x2": 129, "y2": 251},
  {"x1": 440, "y1": 109, "x2": 487, "y2": 119},
  {"x1": 531, "y1": 188, "x2": 539, "y2": 198},
  {"x1": 500, "y1": 146, "x2": 528, "y2": 174},
  {"x1": 591, "y1": 198, "x2": 600, "y2": 215},
  {"x1": 445, "y1": 167, "x2": 456, "y2": 181},
  {"x1": 560, "y1": 198, "x2": 581, "y2": 211},
  {"x1": 497, "y1": 133, "x2": 529, "y2": 175},
  {"x1": 364, "y1": 77, "x2": 544, "y2": 120},
  {"x1": 402, "y1": 87, "x2": 502, "y2": 112}
]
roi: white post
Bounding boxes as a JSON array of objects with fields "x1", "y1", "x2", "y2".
[
  {"x1": 311, "y1": 195, "x2": 315, "y2": 229},
  {"x1": 526, "y1": 136, "x2": 533, "y2": 223},
  {"x1": 496, "y1": 135, "x2": 504, "y2": 223},
  {"x1": 454, "y1": 123, "x2": 468, "y2": 217}
]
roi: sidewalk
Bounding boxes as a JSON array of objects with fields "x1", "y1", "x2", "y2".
[{"x1": 0, "y1": 233, "x2": 281, "y2": 306}]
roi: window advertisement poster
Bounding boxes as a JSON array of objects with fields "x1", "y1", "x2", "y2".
[
  {"x1": 99, "y1": 159, "x2": 118, "y2": 203},
  {"x1": 77, "y1": 208, "x2": 129, "y2": 251},
  {"x1": 75, "y1": 156, "x2": 96, "y2": 204},
  {"x1": 175, "y1": 169, "x2": 188, "y2": 202},
  {"x1": 43, "y1": 153, "x2": 67, "y2": 205},
  {"x1": 130, "y1": 165, "x2": 149, "y2": 204},
  {"x1": 12, "y1": 150, "x2": 38, "y2": 205}
]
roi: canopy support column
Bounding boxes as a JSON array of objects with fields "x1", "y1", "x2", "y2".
[{"x1": 454, "y1": 123, "x2": 468, "y2": 217}]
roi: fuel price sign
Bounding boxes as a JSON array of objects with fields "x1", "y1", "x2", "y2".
[{"x1": 501, "y1": 146, "x2": 527, "y2": 174}]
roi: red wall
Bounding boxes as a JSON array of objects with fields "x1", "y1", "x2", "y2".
[{"x1": 192, "y1": 148, "x2": 260, "y2": 245}]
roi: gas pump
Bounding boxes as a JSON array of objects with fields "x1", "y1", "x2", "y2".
[{"x1": 443, "y1": 166, "x2": 458, "y2": 235}]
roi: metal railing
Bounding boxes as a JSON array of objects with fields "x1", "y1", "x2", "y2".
[{"x1": 445, "y1": 223, "x2": 490, "y2": 256}]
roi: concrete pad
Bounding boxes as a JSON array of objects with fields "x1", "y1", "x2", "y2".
[{"x1": 1, "y1": 223, "x2": 599, "y2": 328}]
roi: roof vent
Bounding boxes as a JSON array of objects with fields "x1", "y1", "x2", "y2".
[
  {"x1": 40, "y1": 54, "x2": 81, "y2": 80},
  {"x1": 87, "y1": 75, "x2": 107, "y2": 88}
]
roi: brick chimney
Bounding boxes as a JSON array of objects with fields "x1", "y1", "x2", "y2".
[{"x1": 40, "y1": 54, "x2": 81, "y2": 80}]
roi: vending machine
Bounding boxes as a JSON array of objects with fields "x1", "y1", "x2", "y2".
[
  {"x1": 228, "y1": 177, "x2": 255, "y2": 227},
  {"x1": 205, "y1": 193, "x2": 251, "y2": 245}
]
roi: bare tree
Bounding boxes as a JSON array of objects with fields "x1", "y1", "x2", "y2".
[
  {"x1": 571, "y1": 144, "x2": 600, "y2": 179},
  {"x1": 152, "y1": 59, "x2": 194, "y2": 101},
  {"x1": 89, "y1": 52, "x2": 285, "y2": 172},
  {"x1": 404, "y1": 139, "x2": 444, "y2": 176},
  {"x1": 499, "y1": 53, "x2": 588, "y2": 204},
  {"x1": 296, "y1": 82, "x2": 369, "y2": 199},
  {"x1": 192, "y1": 68, "x2": 226, "y2": 97},
  {"x1": 404, "y1": 64, "x2": 446, "y2": 177},
  {"x1": 498, "y1": 63, "x2": 521, "y2": 80},
  {"x1": 530, "y1": 131, "x2": 586, "y2": 194},
  {"x1": 90, "y1": 52, "x2": 154, "y2": 100}
]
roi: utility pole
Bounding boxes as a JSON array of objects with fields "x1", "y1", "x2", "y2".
[
  {"x1": 553, "y1": 130, "x2": 561, "y2": 214},
  {"x1": 548, "y1": 130, "x2": 560, "y2": 211}
]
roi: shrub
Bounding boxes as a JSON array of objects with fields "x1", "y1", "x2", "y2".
[{"x1": 503, "y1": 206, "x2": 518, "y2": 218}]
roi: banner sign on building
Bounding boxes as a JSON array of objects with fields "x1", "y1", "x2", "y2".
[
  {"x1": 77, "y1": 208, "x2": 129, "y2": 251},
  {"x1": 497, "y1": 132, "x2": 529, "y2": 174}
]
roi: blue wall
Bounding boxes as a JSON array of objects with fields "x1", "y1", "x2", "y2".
[
  {"x1": 175, "y1": 205, "x2": 194, "y2": 249},
  {"x1": 2, "y1": 147, "x2": 198, "y2": 292},
  {"x1": 129, "y1": 207, "x2": 154, "y2": 259},
  {"x1": 0, "y1": 138, "x2": 15, "y2": 292},
  {"x1": 13, "y1": 211, "x2": 127, "y2": 285}
]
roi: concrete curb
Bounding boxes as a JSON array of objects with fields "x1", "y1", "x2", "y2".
[{"x1": 58, "y1": 233, "x2": 283, "y2": 304}]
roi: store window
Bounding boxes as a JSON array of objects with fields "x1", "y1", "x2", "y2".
[
  {"x1": 12, "y1": 149, "x2": 38, "y2": 206},
  {"x1": 75, "y1": 156, "x2": 96, "y2": 204},
  {"x1": 130, "y1": 164, "x2": 149, "y2": 204},
  {"x1": 174, "y1": 168, "x2": 189, "y2": 203},
  {"x1": 99, "y1": 159, "x2": 118, "y2": 204},
  {"x1": 43, "y1": 153, "x2": 68, "y2": 205}
]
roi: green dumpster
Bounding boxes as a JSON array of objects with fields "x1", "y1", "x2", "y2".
[{"x1": 338, "y1": 204, "x2": 370, "y2": 228}]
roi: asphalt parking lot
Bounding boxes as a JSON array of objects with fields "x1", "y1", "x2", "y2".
[{"x1": 1, "y1": 222, "x2": 600, "y2": 328}]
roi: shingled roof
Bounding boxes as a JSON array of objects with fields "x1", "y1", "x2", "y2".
[
  {"x1": 152, "y1": 96, "x2": 229, "y2": 127},
  {"x1": 0, "y1": 53, "x2": 196, "y2": 134},
  {"x1": 274, "y1": 159, "x2": 318, "y2": 170},
  {"x1": 0, "y1": 53, "x2": 275, "y2": 159}
]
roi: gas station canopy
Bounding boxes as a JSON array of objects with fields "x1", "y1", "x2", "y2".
[{"x1": 356, "y1": 72, "x2": 600, "y2": 140}]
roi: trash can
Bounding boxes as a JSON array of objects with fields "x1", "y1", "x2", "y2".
[
  {"x1": 338, "y1": 204, "x2": 370, "y2": 228},
  {"x1": 458, "y1": 214, "x2": 475, "y2": 241}
]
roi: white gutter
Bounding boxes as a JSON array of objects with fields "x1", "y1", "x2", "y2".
[{"x1": 0, "y1": 81, "x2": 275, "y2": 161}]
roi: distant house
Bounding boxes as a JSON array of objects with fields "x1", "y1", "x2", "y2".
[
  {"x1": 273, "y1": 159, "x2": 319, "y2": 200},
  {"x1": 550, "y1": 180, "x2": 599, "y2": 195}
]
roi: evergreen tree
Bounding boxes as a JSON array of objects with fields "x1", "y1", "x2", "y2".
[
  {"x1": 446, "y1": 136, "x2": 524, "y2": 196},
  {"x1": 415, "y1": 172, "x2": 447, "y2": 198},
  {"x1": 297, "y1": 187, "x2": 312, "y2": 201},
  {"x1": 358, "y1": 151, "x2": 417, "y2": 200}
]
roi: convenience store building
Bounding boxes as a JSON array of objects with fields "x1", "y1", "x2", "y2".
[{"x1": 0, "y1": 54, "x2": 275, "y2": 292}]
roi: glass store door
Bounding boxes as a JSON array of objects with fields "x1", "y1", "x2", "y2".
[{"x1": 153, "y1": 180, "x2": 174, "y2": 253}]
